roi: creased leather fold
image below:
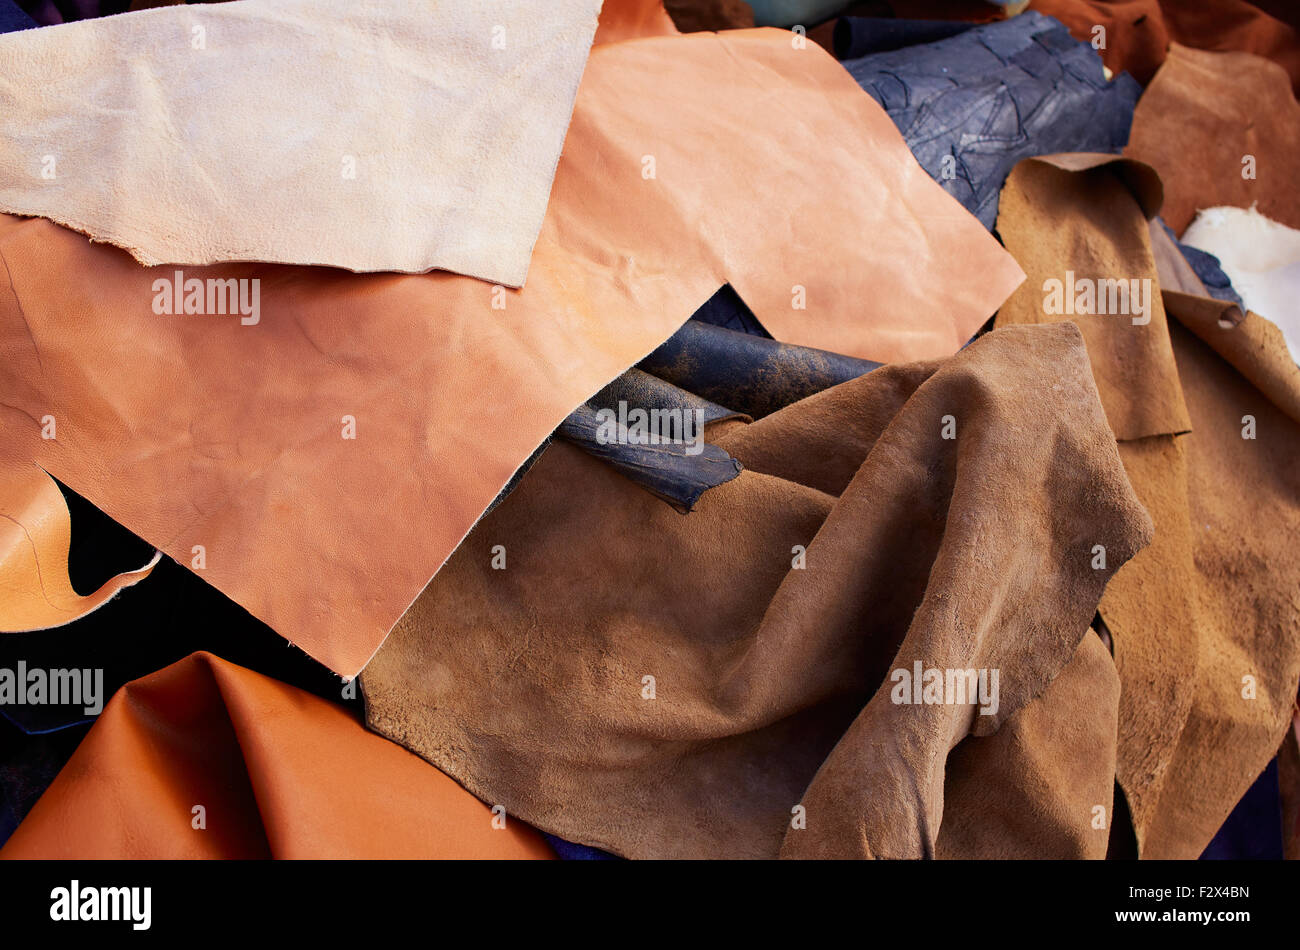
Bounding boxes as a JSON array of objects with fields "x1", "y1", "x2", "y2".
[
  {"x1": 0, "y1": 455, "x2": 157, "y2": 632},
  {"x1": 361, "y1": 322, "x2": 1152, "y2": 859},
  {"x1": 0, "y1": 653, "x2": 553, "y2": 859},
  {"x1": 995, "y1": 152, "x2": 1300, "y2": 858}
]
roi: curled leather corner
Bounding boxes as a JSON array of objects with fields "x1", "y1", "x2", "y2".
[{"x1": 0, "y1": 458, "x2": 159, "y2": 632}]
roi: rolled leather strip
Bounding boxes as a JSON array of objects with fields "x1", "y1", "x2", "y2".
[
  {"x1": 558, "y1": 403, "x2": 743, "y2": 513},
  {"x1": 0, "y1": 653, "x2": 554, "y2": 859},
  {"x1": 638, "y1": 320, "x2": 881, "y2": 419},
  {"x1": 832, "y1": 16, "x2": 973, "y2": 59},
  {"x1": 0, "y1": 458, "x2": 158, "y2": 634},
  {"x1": 363, "y1": 322, "x2": 1152, "y2": 859}
]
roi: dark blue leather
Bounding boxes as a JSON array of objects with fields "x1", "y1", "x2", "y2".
[{"x1": 840, "y1": 12, "x2": 1141, "y2": 231}]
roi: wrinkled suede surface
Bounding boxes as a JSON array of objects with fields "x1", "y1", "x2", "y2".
[
  {"x1": 996, "y1": 152, "x2": 1300, "y2": 858},
  {"x1": 362, "y1": 322, "x2": 1151, "y2": 860}
]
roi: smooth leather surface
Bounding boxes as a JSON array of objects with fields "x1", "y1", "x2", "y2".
[
  {"x1": 0, "y1": 456, "x2": 157, "y2": 633},
  {"x1": 0, "y1": 653, "x2": 554, "y2": 859}
]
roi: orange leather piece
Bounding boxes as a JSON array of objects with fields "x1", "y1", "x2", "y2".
[
  {"x1": 0, "y1": 453, "x2": 157, "y2": 632},
  {"x1": 0, "y1": 653, "x2": 553, "y2": 859},
  {"x1": 0, "y1": 26, "x2": 1021, "y2": 678}
]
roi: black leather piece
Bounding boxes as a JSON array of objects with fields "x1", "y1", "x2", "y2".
[
  {"x1": 638, "y1": 318, "x2": 881, "y2": 419},
  {"x1": 833, "y1": 16, "x2": 973, "y2": 60}
]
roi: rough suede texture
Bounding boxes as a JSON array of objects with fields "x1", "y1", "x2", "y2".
[
  {"x1": 995, "y1": 153, "x2": 1300, "y2": 859},
  {"x1": 362, "y1": 322, "x2": 1152, "y2": 860},
  {"x1": 1125, "y1": 44, "x2": 1300, "y2": 235}
]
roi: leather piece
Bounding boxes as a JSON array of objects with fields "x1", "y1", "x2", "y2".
[
  {"x1": 638, "y1": 319, "x2": 880, "y2": 419},
  {"x1": 832, "y1": 16, "x2": 973, "y2": 57},
  {"x1": 362, "y1": 322, "x2": 1152, "y2": 859},
  {"x1": 995, "y1": 153, "x2": 1300, "y2": 858},
  {"x1": 558, "y1": 27, "x2": 1025, "y2": 363},
  {"x1": 1125, "y1": 44, "x2": 1300, "y2": 234},
  {"x1": 594, "y1": 0, "x2": 679, "y2": 44},
  {"x1": 558, "y1": 401, "x2": 744, "y2": 513},
  {"x1": 0, "y1": 0, "x2": 603, "y2": 285},
  {"x1": 1150, "y1": 217, "x2": 1244, "y2": 310},
  {"x1": 840, "y1": 12, "x2": 1141, "y2": 230},
  {"x1": 935, "y1": 630, "x2": 1119, "y2": 859},
  {"x1": 993, "y1": 154, "x2": 1190, "y2": 441},
  {"x1": 0, "y1": 25, "x2": 1023, "y2": 677},
  {"x1": 1199, "y1": 758, "x2": 1284, "y2": 860},
  {"x1": 1181, "y1": 205, "x2": 1300, "y2": 364},
  {"x1": 0, "y1": 653, "x2": 554, "y2": 858},
  {"x1": 1033, "y1": 0, "x2": 1300, "y2": 94},
  {"x1": 0, "y1": 456, "x2": 157, "y2": 633}
]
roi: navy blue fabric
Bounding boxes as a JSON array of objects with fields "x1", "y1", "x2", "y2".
[
  {"x1": 832, "y1": 17, "x2": 973, "y2": 60},
  {"x1": 1158, "y1": 218, "x2": 1245, "y2": 309},
  {"x1": 0, "y1": 0, "x2": 37, "y2": 31},
  {"x1": 1200, "y1": 758, "x2": 1284, "y2": 860},
  {"x1": 840, "y1": 11, "x2": 1141, "y2": 231}
]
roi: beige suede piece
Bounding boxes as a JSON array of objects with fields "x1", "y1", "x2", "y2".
[
  {"x1": 0, "y1": 0, "x2": 602, "y2": 285},
  {"x1": 993, "y1": 155, "x2": 1190, "y2": 441},
  {"x1": 362, "y1": 322, "x2": 1152, "y2": 859},
  {"x1": 995, "y1": 153, "x2": 1300, "y2": 859}
]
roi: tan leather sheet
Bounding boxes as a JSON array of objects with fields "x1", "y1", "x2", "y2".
[
  {"x1": 0, "y1": 0, "x2": 604, "y2": 286},
  {"x1": 361, "y1": 322, "x2": 1151, "y2": 859},
  {"x1": 1125, "y1": 43, "x2": 1300, "y2": 235},
  {"x1": 0, "y1": 653, "x2": 553, "y2": 859},
  {"x1": 995, "y1": 153, "x2": 1300, "y2": 858},
  {"x1": 0, "y1": 454, "x2": 157, "y2": 632},
  {"x1": 0, "y1": 26, "x2": 1022, "y2": 677}
]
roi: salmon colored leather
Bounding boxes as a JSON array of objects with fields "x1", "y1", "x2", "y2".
[
  {"x1": 0, "y1": 453, "x2": 157, "y2": 632},
  {"x1": 0, "y1": 653, "x2": 554, "y2": 859}
]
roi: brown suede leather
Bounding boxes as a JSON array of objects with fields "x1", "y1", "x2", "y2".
[
  {"x1": 362, "y1": 322, "x2": 1152, "y2": 859},
  {"x1": 0, "y1": 653, "x2": 553, "y2": 859},
  {"x1": 1125, "y1": 44, "x2": 1300, "y2": 234},
  {"x1": 1033, "y1": 0, "x2": 1300, "y2": 93},
  {"x1": 995, "y1": 153, "x2": 1300, "y2": 858}
]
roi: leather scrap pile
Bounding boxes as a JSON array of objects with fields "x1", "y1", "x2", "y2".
[{"x1": 1, "y1": 0, "x2": 1297, "y2": 862}]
